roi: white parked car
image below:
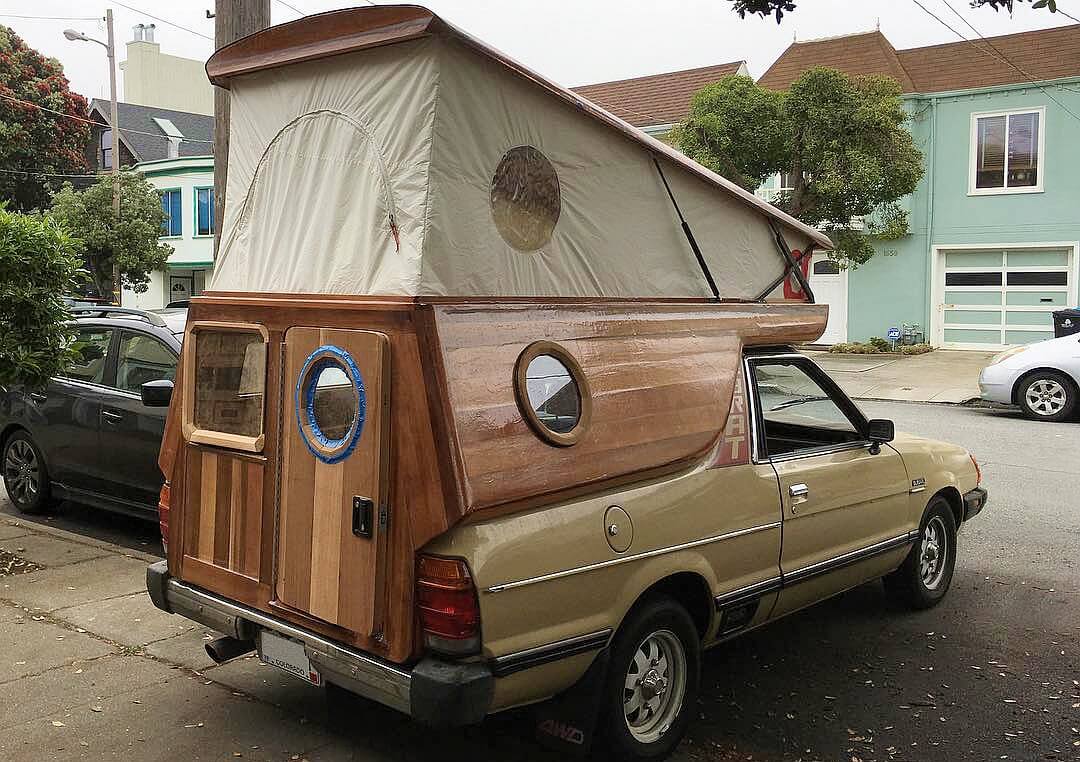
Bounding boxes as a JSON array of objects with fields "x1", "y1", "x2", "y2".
[{"x1": 979, "y1": 334, "x2": 1080, "y2": 422}]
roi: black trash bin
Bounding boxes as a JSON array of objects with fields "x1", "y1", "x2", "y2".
[{"x1": 1052, "y1": 308, "x2": 1080, "y2": 338}]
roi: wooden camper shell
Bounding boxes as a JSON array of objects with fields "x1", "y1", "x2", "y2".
[
  {"x1": 160, "y1": 295, "x2": 827, "y2": 664},
  {"x1": 161, "y1": 5, "x2": 833, "y2": 665}
]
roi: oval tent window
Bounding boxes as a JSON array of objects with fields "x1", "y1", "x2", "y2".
[
  {"x1": 490, "y1": 146, "x2": 561, "y2": 251},
  {"x1": 524, "y1": 354, "x2": 581, "y2": 434}
]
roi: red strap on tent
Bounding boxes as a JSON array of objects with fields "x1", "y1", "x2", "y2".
[{"x1": 783, "y1": 249, "x2": 811, "y2": 301}]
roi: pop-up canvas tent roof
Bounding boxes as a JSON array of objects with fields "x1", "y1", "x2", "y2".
[{"x1": 206, "y1": 4, "x2": 831, "y2": 300}]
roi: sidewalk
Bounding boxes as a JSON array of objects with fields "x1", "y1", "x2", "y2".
[
  {"x1": 0, "y1": 514, "x2": 554, "y2": 762},
  {"x1": 0, "y1": 516, "x2": 357, "y2": 761},
  {"x1": 804, "y1": 348, "x2": 996, "y2": 404}
]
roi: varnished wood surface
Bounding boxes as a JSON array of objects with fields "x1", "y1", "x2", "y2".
[
  {"x1": 178, "y1": 445, "x2": 267, "y2": 602},
  {"x1": 276, "y1": 327, "x2": 389, "y2": 635},
  {"x1": 163, "y1": 294, "x2": 825, "y2": 662},
  {"x1": 170, "y1": 297, "x2": 448, "y2": 662}
]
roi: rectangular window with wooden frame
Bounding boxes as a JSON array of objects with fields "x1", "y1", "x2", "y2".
[
  {"x1": 970, "y1": 108, "x2": 1044, "y2": 195},
  {"x1": 182, "y1": 322, "x2": 268, "y2": 453}
]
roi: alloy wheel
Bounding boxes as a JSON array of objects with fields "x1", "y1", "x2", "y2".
[
  {"x1": 623, "y1": 628, "x2": 687, "y2": 744},
  {"x1": 3, "y1": 439, "x2": 40, "y2": 506},
  {"x1": 1025, "y1": 378, "x2": 1067, "y2": 417},
  {"x1": 920, "y1": 516, "x2": 948, "y2": 591}
]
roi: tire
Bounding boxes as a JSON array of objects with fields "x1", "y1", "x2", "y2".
[
  {"x1": 885, "y1": 496, "x2": 957, "y2": 610},
  {"x1": 2, "y1": 430, "x2": 53, "y2": 514},
  {"x1": 1016, "y1": 370, "x2": 1077, "y2": 422},
  {"x1": 597, "y1": 597, "x2": 701, "y2": 761}
]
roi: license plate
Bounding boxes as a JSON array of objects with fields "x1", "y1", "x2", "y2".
[{"x1": 258, "y1": 631, "x2": 322, "y2": 686}]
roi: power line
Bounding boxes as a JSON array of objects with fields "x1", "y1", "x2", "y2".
[
  {"x1": 940, "y1": 0, "x2": 1080, "y2": 93},
  {"x1": 0, "y1": 167, "x2": 101, "y2": 179},
  {"x1": 0, "y1": 91, "x2": 214, "y2": 145},
  {"x1": 0, "y1": 14, "x2": 101, "y2": 21},
  {"x1": 274, "y1": 0, "x2": 306, "y2": 15},
  {"x1": 908, "y1": 0, "x2": 1080, "y2": 124},
  {"x1": 108, "y1": 1, "x2": 213, "y2": 41}
]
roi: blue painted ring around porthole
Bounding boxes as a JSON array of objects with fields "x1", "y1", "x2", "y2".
[{"x1": 294, "y1": 345, "x2": 366, "y2": 464}]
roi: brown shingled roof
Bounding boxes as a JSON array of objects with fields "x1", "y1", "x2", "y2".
[
  {"x1": 572, "y1": 61, "x2": 746, "y2": 127},
  {"x1": 758, "y1": 24, "x2": 1080, "y2": 94},
  {"x1": 758, "y1": 31, "x2": 913, "y2": 92}
]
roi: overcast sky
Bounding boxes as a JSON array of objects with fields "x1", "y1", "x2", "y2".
[{"x1": 3, "y1": 0, "x2": 1077, "y2": 101}]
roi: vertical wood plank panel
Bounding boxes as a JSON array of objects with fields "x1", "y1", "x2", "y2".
[
  {"x1": 243, "y1": 460, "x2": 263, "y2": 578},
  {"x1": 213, "y1": 455, "x2": 232, "y2": 566},
  {"x1": 309, "y1": 459, "x2": 343, "y2": 622},
  {"x1": 228, "y1": 458, "x2": 243, "y2": 568},
  {"x1": 197, "y1": 451, "x2": 218, "y2": 560}
]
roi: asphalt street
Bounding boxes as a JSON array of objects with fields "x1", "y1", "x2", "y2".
[{"x1": 1, "y1": 400, "x2": 1077, "y2": 761}]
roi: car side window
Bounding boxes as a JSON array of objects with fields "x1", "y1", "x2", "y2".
[
  {"x1": 749, "y1": 359, "x2": 865, "y2": 459},
  {"x1": 64, "y1": 327, "x2": 114, "y2": 385},
  {"x1": 116, "y1": 332, "x2": 177, "y2": 395}
]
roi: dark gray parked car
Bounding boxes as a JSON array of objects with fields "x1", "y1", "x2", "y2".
[{"x1": 0, "y1": 307, "x2": 185, "y2": 517}]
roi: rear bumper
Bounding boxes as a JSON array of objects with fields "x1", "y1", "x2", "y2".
[
  {"x1": 963, "y1": 486, "x2": 988, "y2": 522},
  {"x1": 145, "y1": 561, "x2": 492, "y2": 726}
]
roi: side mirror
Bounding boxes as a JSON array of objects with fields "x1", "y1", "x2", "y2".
[
  {"x1": 867, "y1": 418, "x2": 895, "y2": 454},
  {"x1": 141, "y1": 379, "x2": 174, "y2": 408}
]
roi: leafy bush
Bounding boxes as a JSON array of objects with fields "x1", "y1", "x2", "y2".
[
  {"x1": 899, "y1": 343, "x2": 934, "y2": 355},
  {"x1": 828, "y1": 342, "x2": 877, "y2": 353},
  {"x1": 0, "y1": 206, "x2": 83, "y2": 388},
  {"x1": 828, "y1": 340, "x2": 935, "y2": 355}
]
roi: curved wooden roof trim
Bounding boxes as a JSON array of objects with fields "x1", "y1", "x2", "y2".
[{"x1": 206, "y1": 4, "x2": 832, "y2": 250}]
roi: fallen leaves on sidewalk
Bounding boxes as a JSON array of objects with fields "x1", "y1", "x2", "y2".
[{"x1": 0, "y1": 548, "x2": 42, "y2": 576}]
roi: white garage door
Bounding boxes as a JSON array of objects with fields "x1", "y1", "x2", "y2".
[{"x1": 938, "y1": 247, "x2": 1075, "y2": 349}]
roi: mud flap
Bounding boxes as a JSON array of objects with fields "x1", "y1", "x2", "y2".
[{"x1": 533, "y1": 649, "x2": 610, "y2": 757}]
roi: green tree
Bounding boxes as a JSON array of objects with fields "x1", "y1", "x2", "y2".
[
  {"x1": 0, "y1": 206, "x2": 84, "y2": 388},
  {"x1": 0, "y1": 25, "x2": 90, "y2": 211},
  {"x1": 672, "y1": 69, "x2": 924, "y2": 268},
  {"x1": 50, "y1": 173, "x2": 173, "y2": 298},
  {"x1": 730, "y1": 0, "x2": 1067, "y2": 23}
]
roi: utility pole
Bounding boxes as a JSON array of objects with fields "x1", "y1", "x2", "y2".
[
  {"x1": 106, "y1": 8, "x2": 121, "y2": 304},
  {"x1": 213, "y1": 0, "x2": 271, "y2": 257},
  {"x1": 63, "y1": 11, "x2": 122, "y2": 304}
]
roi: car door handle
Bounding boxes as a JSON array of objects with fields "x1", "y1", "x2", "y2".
[
  {"x1": 789, "y1": 483, "x2": 809, "y2": 498},
  {"x1": 101, "y1": 410, "x2": 123, "y2": 423},
  {"x1": 29, "y1": 392, "x2": 47, "y2": 404}
]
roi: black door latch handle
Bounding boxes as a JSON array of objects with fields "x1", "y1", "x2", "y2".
[{"x1": 352, "y1": 496, "x2": 374, "y2": 538}]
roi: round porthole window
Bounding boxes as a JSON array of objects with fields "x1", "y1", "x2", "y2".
[
  {"x1": 295, "y1": 346, "x2": 366, "y2": 464},
  {"x1": 490, "y1": 145, "x2": 561, "y2": 252},
  {"x1": 514, "y1": 341, "x2": 591, "y2": 447}
]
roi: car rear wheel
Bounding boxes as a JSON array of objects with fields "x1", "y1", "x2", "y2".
[
  {"x1": 2, "y1": 430, "x2": 53, "y2": 514},
  {"x1": 885, "y1": 496, "x2": 957, "y2": 610},
  {"x1": 598, "y1": 596, "x2": 700, "y2": 760},
  {"x1": 1017, "y1": 370, "x2": 1076, "y2": 422}
]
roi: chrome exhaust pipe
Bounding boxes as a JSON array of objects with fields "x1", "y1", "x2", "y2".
[{"x1": 205, "y1": 635, "x2": 255, "y2": 664}]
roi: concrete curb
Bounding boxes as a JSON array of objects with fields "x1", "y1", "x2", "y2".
[{"x1": 0, "y1": 515, "x2": 160, "y2": 564}]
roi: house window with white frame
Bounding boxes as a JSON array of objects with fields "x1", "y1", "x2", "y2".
[{"x1": 971, "y1": 108, "x2": 1044, "y2": 194}]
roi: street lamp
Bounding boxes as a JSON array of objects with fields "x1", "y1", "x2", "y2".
[{"x1": 63, "y1": 10, "x2": 121, "y2": 305}]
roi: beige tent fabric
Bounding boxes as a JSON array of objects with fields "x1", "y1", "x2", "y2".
[
  {"x1": 212, "y1": 39, "x2": 436, "y2": 295},
  {"x1": 210, "y1": 35, "x2": 815, "y2": 299}
]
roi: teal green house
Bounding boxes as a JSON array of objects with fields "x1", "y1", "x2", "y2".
[{"x1": 756, "y1": 25, "x2": 1080, "y2": 349}]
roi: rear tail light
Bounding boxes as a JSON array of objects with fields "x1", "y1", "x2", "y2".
[
  {"x1": 157, "y1": 481, "x2": 171, "y2": 554},
  {"x1": 416, "y1": 554, "x2": 480, "y2": 656},
  {"x1": 970, "y1": 454, "x2": 982, "y2": 486}
]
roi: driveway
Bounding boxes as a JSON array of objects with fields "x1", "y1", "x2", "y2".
[
  {"x1": 0, "y1": 401, "x2": 1077, "y2": 761},
  {"x1": 806, "y1": 350, "x2": 997, "y2": 403}
]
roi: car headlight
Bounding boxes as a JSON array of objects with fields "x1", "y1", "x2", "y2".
[{"x1": 989, "y1": 345, "x2": 1028, "y2": 366}]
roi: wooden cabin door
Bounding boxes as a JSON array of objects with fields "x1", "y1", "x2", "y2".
[{"x1": 275, "y1": 327, "x2": 390, "y2": 635}]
